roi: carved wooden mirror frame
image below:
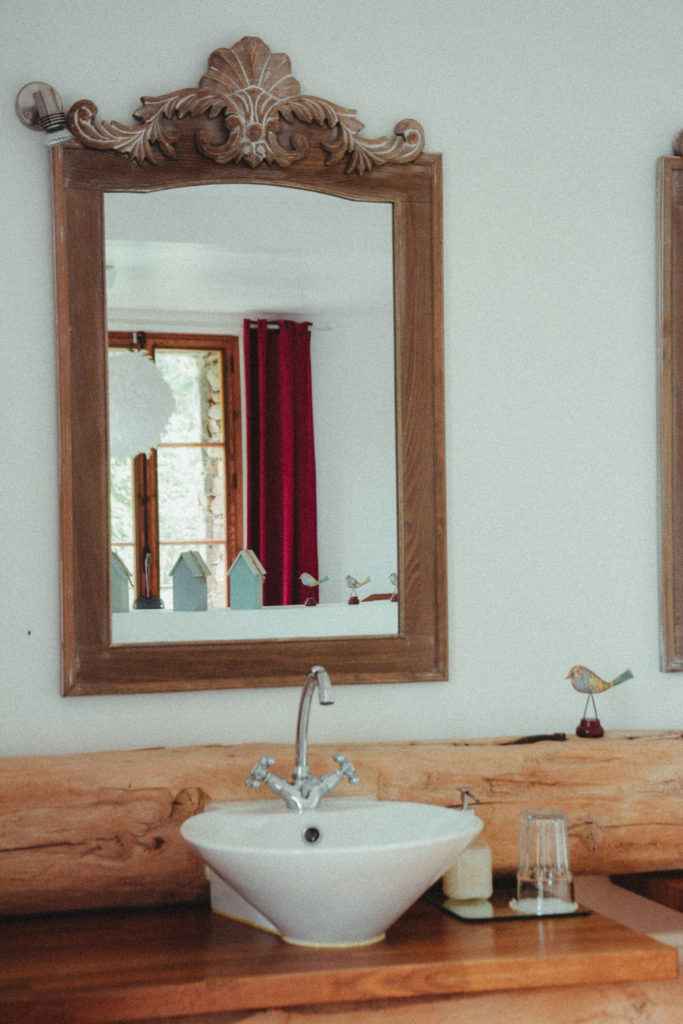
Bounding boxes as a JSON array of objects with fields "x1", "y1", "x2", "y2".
[
  {"x1": 43, "y1": 36, "x2": 446, "y2": 694},
  {"x1": 658, "y1": 131, "x2": 683, "y2": 669}
]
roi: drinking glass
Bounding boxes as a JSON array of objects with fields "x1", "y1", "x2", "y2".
[{"x1": 510, "y1": 808, "x2": 577, "y2": 915}]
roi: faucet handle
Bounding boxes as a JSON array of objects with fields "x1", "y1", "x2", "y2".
[
  {"x1": 245, "y1": 756, "x2": 275, "y2": 789},
  {"x1": 333, "y1": 753, "x2": 360, "y2": 785}
]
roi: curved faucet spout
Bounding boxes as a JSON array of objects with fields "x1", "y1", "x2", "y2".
[
  {"x1": 246, "y1": 664, "x2": 359, "y2": 810},
  {"x1": 295, "y1": 665, "x2": 333, "y2": 782}
]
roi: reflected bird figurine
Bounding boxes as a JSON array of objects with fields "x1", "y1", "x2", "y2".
[
  {"x1": 299, "y1": 572, "x2": 329, "y2": 606},
  {"x1": 344, "y1": 574, "x2": 370, "y2": 604},
  {"x1": 299, "y1": 572, "x2": 329, "y2": 589},
  {"x1": 566, "y1": 665, "x2": 633, "y2": 738},
  {"x1": 388, "y1": 572, "x2": 399, "y2": 602}
]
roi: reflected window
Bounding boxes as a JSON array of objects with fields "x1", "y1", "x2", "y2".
[{"x1": 109, "y1": 331, "x2": 242, "y2": 608}]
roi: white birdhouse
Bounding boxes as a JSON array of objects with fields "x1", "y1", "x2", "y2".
[
  {"x1": 170, "y1": 551, "x2": 211, "y2": 611},
  {"x1": 111, "y1": 551, "x2": 133, "y2": 613},
  {"x1": 228, "y1": 549, "x2": 267, "y2": 610}
]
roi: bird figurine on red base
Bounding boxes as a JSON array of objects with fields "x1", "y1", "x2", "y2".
[
  {"x1": 566, "y1": 665, "x2": 633, "y2": 738},
  {"x1": 344, "y1": 574, "x2": 370, "y2": 604},
  {"x1": 299, "y1": 572, "x2": 329, "y2": 606}
]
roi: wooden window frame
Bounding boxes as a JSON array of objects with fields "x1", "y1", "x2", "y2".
[{"x1": 108, "y1": 330, "x2": 243, "y2": 607}]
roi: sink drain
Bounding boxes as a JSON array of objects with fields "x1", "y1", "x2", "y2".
[{"x1": 303, "y1": 826, "x2": 321, "y2": 844}]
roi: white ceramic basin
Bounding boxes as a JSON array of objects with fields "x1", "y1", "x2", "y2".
[{"x1": 181, "y1": 798, "x2": 482, "y2": 947}]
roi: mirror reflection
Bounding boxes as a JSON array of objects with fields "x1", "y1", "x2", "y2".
[{"x1": 105, "y1": 185, "x2": 399, "y2": 643}]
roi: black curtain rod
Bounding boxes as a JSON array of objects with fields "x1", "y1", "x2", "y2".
[{"x1": 246, "y1": 319, "x2": 312, "y2": 329}]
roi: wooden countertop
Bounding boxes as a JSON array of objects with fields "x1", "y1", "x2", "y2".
[{"x1": 1, "y1": 896, "x2": 677, "y2": 1024}]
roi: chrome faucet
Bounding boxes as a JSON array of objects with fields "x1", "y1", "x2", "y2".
[{"x1": 246, "y1": 665, "x2": 360, "y2": 811}]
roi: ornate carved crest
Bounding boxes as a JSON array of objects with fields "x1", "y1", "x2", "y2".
[{"x1": 67, "y1": 36, "x2": 425, "y2": 174}]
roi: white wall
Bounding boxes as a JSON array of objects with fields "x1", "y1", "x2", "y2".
[{"x1": 2, "y1": 0, "x2": 682, "y2": 756}]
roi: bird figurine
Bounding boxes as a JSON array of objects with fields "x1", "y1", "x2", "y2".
[
  {"x1": 388, "y1": 572, "x2": 399, "y2": 602},
  {"x1": 567, "y1": 665, "x2": 633, "y2": 694},
  {"x1": 566, "y1": 665, "x2": 633, "y2": 738},
  {"x1": 299, "y1": 572, "x2": 329, "y2": 606},
  {"x1": 344, "y1": 574, "x2": 370, "y2": 604}
]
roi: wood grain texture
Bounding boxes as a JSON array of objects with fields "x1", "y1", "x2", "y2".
[
  {"x1": 1, "y1": 732, "x2": 680, "y2": 916},
  {"x1": 136, "y1": 979, "x2": 683, "y2": 1024},
  {"x1": 67, "y1": 37, "x2": 426, "y2": 174},
  {"x1": 0, "y1": 897, "x2": 677, "y2": 1023}
]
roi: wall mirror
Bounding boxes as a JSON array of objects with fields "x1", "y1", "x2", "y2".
[
  {"x1": 37, "y1": 35, "x2": 446, "y2": 693},
  {"x1": 105, "y1": 184, "x2": 398, "y2": 645},
  {"x1": 658, "y1": 134, "x2": 683, "y2": 669}
]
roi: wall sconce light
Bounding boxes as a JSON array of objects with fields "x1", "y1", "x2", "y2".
[{"x1": 15, "y1": 81, "x2": 72, "y2": 144}]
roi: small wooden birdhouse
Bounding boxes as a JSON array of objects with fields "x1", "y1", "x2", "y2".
[
  {"x1": 228, "y1": 549, "x2": 266, "y2": 610},
  {"x1": 170, "y1": 550, "x2": 211, "y2": 611},
  {"x1": 111, "y1": 551, "x2": 133, "y2": 613}
]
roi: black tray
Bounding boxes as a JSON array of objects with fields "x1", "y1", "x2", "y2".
[{"x1": 424, "y1": 885, "x2": 591, "y2": 922}]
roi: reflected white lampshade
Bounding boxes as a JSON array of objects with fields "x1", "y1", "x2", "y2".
[{"x1": 108, "y1": 349, "x2": 176, "y2": 459}]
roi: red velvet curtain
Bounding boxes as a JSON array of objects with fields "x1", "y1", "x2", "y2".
[{"x1": 242, "y1": 319, "x2": 319, "y2": 605}]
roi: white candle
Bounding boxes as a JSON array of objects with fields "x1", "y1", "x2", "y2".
[{"x1": 442, "y1": 834, "x2": 493, "y2": 901}]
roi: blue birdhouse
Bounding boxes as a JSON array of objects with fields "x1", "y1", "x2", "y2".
[
  {"x1": 228, "y1": 549, "x2": 266, "y2": 610},
  {"x1": 111, "y1": 551, "x2": 133, "y2": 612},
  {"x1": 170, "y1": 551, "x2": 211, "y2": 611}
]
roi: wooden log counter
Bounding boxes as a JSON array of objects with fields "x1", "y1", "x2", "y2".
[
  {"x1": 1, "y1": 732, "x2": 681, "y2": 1022},
  {"x1": 1, "y1": 889, "x2": 679, "y2": 1023}
]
